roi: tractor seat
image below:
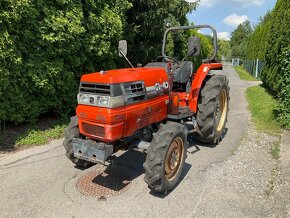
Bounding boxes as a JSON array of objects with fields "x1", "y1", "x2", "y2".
[
  {"x1": 144, "y1": 62, "x2": 170, "y2": 74},
  {"x1": 173, "y1": 61, "x2": 193, "y2": 83}
]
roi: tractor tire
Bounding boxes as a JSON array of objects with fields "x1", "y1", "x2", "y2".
[
  {"x1": 143, "y1": 122, "x2": 188, "y2": 194},
  {"x1": 196, "y1": 75, "x2": 229, "y2": 144},
  {"x1": 63, "y1": 116, "x2": 87, "y2": 167}
]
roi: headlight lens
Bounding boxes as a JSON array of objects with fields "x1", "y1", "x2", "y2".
[
  {"x1": 77, "y1": 93, "x2": 124, "y2": 108},
  {"x1": 96, "y1": 96, "x2": 110, "y2": 107}
]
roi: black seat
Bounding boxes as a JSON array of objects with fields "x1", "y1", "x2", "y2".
[
  {"x1": 173, "y1": 61, "x2": 193, "y2": 83},
  {"x1": 144, "y1": 62, "x2": 170, "y2": 74}
]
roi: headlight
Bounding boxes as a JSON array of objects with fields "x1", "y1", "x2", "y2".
[
  {"x1": 77, "y1": 93, "x2": 124, "y2": 108},
  {"x1": 96, "y1": 96, "x2": 110, "y2": 107}
]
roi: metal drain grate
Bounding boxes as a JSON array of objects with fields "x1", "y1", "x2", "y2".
[{"x1": 77, "y1": 169, "x2": 131, "y2": 199}]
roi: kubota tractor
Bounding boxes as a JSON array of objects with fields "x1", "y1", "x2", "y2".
[{"x1": 63, "y1": 25, "x2": 229, "y2": 193}]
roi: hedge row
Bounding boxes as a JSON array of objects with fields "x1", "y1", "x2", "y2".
[
  {"x1": 246, "y1": 0, "x2": 290, "y2": 128},
  {"x1": 262, "y1": 0, "x2": 290, "y2": 128},
  {"x1": 0, "y1": 0, "x2": 198, "y2": 124},
  {"x1": 0, "y1": 0, "x2": 132, "y2": 124}
]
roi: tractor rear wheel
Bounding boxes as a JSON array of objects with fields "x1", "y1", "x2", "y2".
[
  {"x1": 143, "y1": 122, "x2": 188, "y2": 193},
  {"x1": 63, "y1": 116, "x2": 88, "y2": 167},
  {"x1": 196, "y1": 75, "x2": 229, "y2": 144}
]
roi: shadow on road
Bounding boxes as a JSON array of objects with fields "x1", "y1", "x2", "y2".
[
  {"x1": 73, "y1": 125, "x2": 229, "y2": 198},
  {"x1": 149, "y1": 162, "x2": 192, "y2": 198}
]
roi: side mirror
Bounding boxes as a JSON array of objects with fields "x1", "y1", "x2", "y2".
[
  {"x1": 118, "y1": 40, "x2": 128, "y2": 57},
  {"x1": 188, "y1": 36, "x2": 201, "y2": 56}
]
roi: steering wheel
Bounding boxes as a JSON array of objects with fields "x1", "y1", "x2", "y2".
[{"x1": 156, "y1": 56, "x2": 179, "y2": 65}]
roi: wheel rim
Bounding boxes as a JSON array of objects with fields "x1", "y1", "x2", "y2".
[
  {"x1": 165, "y1": 137, "x2": 184, "y2": 181},
  {"x1": 216, "y1": 89, "x2": 228, "y2": 132}
]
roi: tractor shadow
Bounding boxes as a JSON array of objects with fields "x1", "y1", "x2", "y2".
[
  {"x1": 76, "y1": 150, "x2": 147, "y2": 188},
  {"x1": 186, "y1": 122, "x2": 229, "y2": 152},
  {"x1": 78, "y1": 148, "x2": 192, "y2": 198},
  {"x1": 149, "y1": 162, "x2": 191, "y2": 198},
  {"x1": 76, "y1": 124, "x2": 228, "y2": 198}
]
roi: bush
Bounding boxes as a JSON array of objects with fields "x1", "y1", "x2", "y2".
[
  {"x1": 260, "y1": 0, "x2": 290, "y2": 128},
  {"x1": 0, "y1": 0, "x2": 131, "y2": 124},
  {"x1": 274, "y1": 49, "x2": 290, "y2": 129},
  {"x1": 0, "y1": 0, "x2": 198, "y2": 125}
]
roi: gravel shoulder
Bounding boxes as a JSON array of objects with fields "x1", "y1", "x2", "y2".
[{"x1": 192, "y1": 124, "x2": 286, "y2": 217}]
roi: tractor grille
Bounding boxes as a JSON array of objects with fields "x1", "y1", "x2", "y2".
[
  {"x1": 82, "y1": 123, "x2": 105, "y2": 138},
  {"x1": 124, "y1": 82, "x2": 146, "y2": 104},
  {"x1": 80, "y1": 83, "x2": 110, "y2": 95}
]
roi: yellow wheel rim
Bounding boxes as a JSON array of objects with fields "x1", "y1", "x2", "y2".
[
  {"x1": 216, "y1": 89, "x2": 228, "y2": 132},
  {"x1": 165, "y1": 137, "x2": 184, "y2": 181}
]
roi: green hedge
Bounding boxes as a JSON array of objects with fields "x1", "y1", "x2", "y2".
[
  {"x1": 246, "y1": 12, "x2": 272, "y2": 60},
  {"x1": 273, "y1": 50, "x2": 290, "y2": 128},
  {"x1": 0, "y1": 0, "x2": 131, "y2": 124},
  {"x1": 0, "y1": 0, "x2": 197, "y2": 125},
  {"x1": 260, "y1": 0, "x2": 290, "y2": 128}
]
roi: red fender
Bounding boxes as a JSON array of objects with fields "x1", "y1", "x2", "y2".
[{"x1": 188, "y1": 63, "x2": 223, "y2": 113}]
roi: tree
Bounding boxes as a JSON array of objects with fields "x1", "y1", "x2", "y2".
[
  {"x1": 246, "y1": 11, "x2": 272, "y2": 60},
  {"x1": 230, "y1": 20, "x2": 252, "y2": 58},
  {"x1": 218, "y1": 39, "x2": 232, "y2": 60},
  {"x1": 124, "y1": 0, "x2": 199, "y2": 64}
]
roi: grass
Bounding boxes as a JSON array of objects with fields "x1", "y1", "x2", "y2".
[
  {"x1": 270, "y1": 141, "x2": 281, "y2": 160},
  {"x1": 246, "y1": 86, "x2": 282, "y2": 134},
  {"x1": 234, "y1": 66, "x2": 259, "y2": 81},
  {"x1": 16, "y1": 123, "x2": 67, "y2": 147},
  {"x1": 265, "y1": 165, "x2": 279, "y2": 196}
]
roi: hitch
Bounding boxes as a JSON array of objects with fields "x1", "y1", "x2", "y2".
[{"x1": 73, "y1": 138, "x2": 114, "y2": 164}]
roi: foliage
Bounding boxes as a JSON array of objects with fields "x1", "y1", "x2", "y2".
[
  {"x1": 260, "y1": 0, "x2": 290, "y2": 129},
  {"x1": 191, "y1": 32, "x2": 213, "y2": 70},
  {"x1": 217, "y1": 39, "x2": 232, "y2": 60},
  {"x1": 246, "y1": 11, "x2": 272, "y2": 60},
  {"x1": 0, "y1": 0, "x2": 131, "y2": 124},
  {"x1": 240, "y1": 0, "x2": 290, "y2": 129},
  {"x1": 0, "y1": 0, "x2": 217, "y2": 151},
  {"x1": 163, "y1": 22, "x2": 214, "y2": 70},
  {"x1": 273, "y1": 50, "x2": 290, "y2": 129},
  {"x1": 270, "y1": 141, "x2": 280, "y2": 160},
  {"x1": 246, "y1": 86, "x2": 282, "y2": 134},
  {"x1": 124, "y1": 0, "x2": 199, "y2": 64},
  {"x1": 16, "y1": 123, "x2": 66, "y2": 146},
  {"x1": 230, "y1": 20, "x2": 252, "y2": 58},
  {"x1": 0, "y1": 0, "x2": 203, "y2": 126},
  {"x1": 234, "y1": 66, "x2": 258, "y2": 81}
]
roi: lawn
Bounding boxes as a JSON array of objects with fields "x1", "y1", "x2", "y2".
[
  {"x1": 16, "y1": 123, "x2": 67, "y2": 147},
  {"x1": 0, "y1": 117, "x2": 68, "y2": 151},
  {"x1": 246, "y1": 85, "x2": 282, "y2": 134},
  {"x1": 234, "y1": 66, "x2": 259, "y2": 81}
]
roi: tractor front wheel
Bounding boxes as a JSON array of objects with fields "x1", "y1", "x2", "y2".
[
  {"x1": 63, "y1": 116, "x2": 88, "y2": 167},
  {"x1": 143, "y1": 122, "x2": 188, "y2": 193}
]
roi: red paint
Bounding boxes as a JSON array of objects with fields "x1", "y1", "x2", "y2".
[{"x1": 189, "y1": 63, "x2": 222, "y2": 112}]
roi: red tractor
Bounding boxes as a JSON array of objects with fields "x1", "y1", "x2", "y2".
[{"x1": 63, "y1": 25, "x2": 229, "y2": 194}]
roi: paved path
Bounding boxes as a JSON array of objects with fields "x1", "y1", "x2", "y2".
[{"x1": 0, "y1": 63, "x2": 262, "y2": 218}]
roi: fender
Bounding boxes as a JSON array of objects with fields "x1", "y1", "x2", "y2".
[{"x1": 188, "y1": 63, "x2": 223, "y2": 112}]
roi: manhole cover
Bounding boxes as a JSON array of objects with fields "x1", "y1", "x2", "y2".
[{"x1": 77, "y1": 168, "x2": 131, "y2": 198}]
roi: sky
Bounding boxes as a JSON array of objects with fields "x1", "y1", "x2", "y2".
[{"x1": 186, "y1": 0, "x2": 277, "y2": 40}]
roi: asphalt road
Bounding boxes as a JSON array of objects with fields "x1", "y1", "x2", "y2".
[{"x1": 0, "y1": 63, "x2": 256, "y2": 218}]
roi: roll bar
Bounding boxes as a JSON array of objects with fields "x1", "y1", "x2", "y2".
[{"x1": 162, "y1": 25, "x2": 218, "y2": 63}]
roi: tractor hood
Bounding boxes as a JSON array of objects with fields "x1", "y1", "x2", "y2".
[{"x1": 81, "y1": 68, "x2": 169, "y2": 87}]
